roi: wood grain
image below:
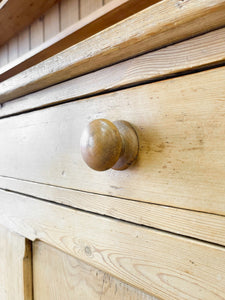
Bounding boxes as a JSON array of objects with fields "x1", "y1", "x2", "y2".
[
  {"x1": 18, "y1": 28, "x2": 30, "y2": 57},
  {"x1": 33, "y1": 240, "x2": 157, "y2": 300},
  {"x1": 0, "y1": 45, "x2": 8, "y2": 67},
  {"x1": 0, "y1": 0, "x2": 59, "y2": 46},
  {"x1": 30, "y1": 18, "x2": 44, "y2": 49},
  {"x1": 80, "y1": 0, "x2": 103, "y2": 18},
  {"x1": 60, "y1": 0, "x2": 79, "y2": 31},
  {"x1": 1, "y1": 26, "x2": 225, "y2": 117},
  {"x1": 8, "y1": 36, "x2": 18, "y2": 62},
  {"x1": 44, "y1": 3, "x2": 60, "y2": 41},
  {"x1": 0, "y1": 225, "x2": 32, "y2": 300},
  {"x1": 0, "y1": 67, "x2": 225, "y2": 215},
  {"x1": 1, "y1": 0, "x2": 225, "y2": 100},
  {"x1": 0, "y1": 176, "x2": 225, "y2": 247},
  {"x1": 0, "y1": 0, "x2": 159, "y2": 83},
  {"x1": 1, "y1": 189, "x2": 225, "y2": 300}
]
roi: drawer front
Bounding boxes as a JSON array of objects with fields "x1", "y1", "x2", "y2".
[{"x1": 0, "y1": 66, "x2": 225, "y2": 215}]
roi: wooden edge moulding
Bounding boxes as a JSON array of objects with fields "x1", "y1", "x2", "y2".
[
  {"x1": 0, "y1": 0, "x2": 160, "y2": 82},
  {"x1": 0, "y1": 0, "x2": 60, "y2": 46},
  {"x1": 1, "y1": 0, "x2": 225, "y2": 102},
  {"x1": 0, "y1": 26, "x2": 225, "y2": 117},
  {"x1": 0, "y1": 176, "x2": 225, "y2": 247}
]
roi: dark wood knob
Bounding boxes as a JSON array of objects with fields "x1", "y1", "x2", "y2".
[{"x1": 80, "y1": 119, "x2": 139, "y2": 171}]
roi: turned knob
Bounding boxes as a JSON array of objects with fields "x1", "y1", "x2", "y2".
[{"x1": 80, "y1": 119, "x2": 139, "y2": 171}]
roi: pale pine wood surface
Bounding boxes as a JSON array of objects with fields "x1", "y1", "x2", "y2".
[
  {"x1": 0, "y1": 0, "x2": 158, "y2": 82},
  {"x1": 80, "y1": 0, "x2": 103, "y2": 18},
  {"x1": 0, "y1": 176, "x2": 225, "y2": 247},
  {"x1": 1, "y1": 26, "x2": 225, "y2": 117},
  {"x1": 0, "y1": 0, "x2": 99, "y2": 69},
  {"x1": 0, "y1": 225, "x2": 32, "y2": 300},
  {"x1": 60, "y1": 0, "x2": 79, "y2": 30},
  {"x1": 0, "y1": 67, "x2": 225, "y2": 215},
  {"x1": 8, "y1": 36, "x2": 18, "y2": 61},
  {"x1": 0, "y1": 0, "x2": 59, "y2": 47},
  {"x1": 1, "y1": 0, "x2": 225, "y2": 101},
  {"x1": 0, "y1": 45, "x2": 8, "y2": 67},
  {"x1": 30, "y1": 18, "x2": 44, "y2": 49},
  {"x1": 18, "y1": 28, "x2": 30, "y2": 57},
  {"x1": 33, "y1": 240, "x2": 158, "y2": 300},
  {"x1": 44, "y1": 3, "x2": 60, "y2": 41},
  {"x1": 0, "y1": 189, "x2": 225, "y2": 300}
]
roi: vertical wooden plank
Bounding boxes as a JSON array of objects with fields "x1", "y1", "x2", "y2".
[
  {"x1": 30, "y1": 17, "x2": 44, "y2": 49},
  {"x1": 80, "y1": 0, "x2": 103, "y2": 18},
  {"x1": 8, "y1": 36, "x2": 18, "y2": 61},
  {"x1": 0, "y1": 0, "x2": 62, "y2": 47},
  {"x1": 0, "y1": 225, "x2": 32, "y2": 300},
  {"x1": 33, "y1": 240, "x2": 157, "y2": 300},
  {"x1": 44, "y1": 3, "x2": 60, "y2": 41},
  {"x1": 104, "y1": 0, "x2": 112, "y2": 3},
  {"x1": 18, "y1": 28, "x2": 30, "y2": 57},
  {"x1": 0, "y1": 44, "x2": 8, "y2": 67},
  {"x1": 60, "y1": 0, "x2": 79, "y2": 30}
]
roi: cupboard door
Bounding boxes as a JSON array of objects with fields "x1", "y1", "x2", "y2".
[
  {"x1": 0, "y1": 225, "x2": 32, "y2": 300},
  {"x1": 33, "y1": 240, "x2": 157, "y2": 300}
]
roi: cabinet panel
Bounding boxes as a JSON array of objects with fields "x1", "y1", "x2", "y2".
[
  {"x1": 1, "y1": 190, "x2": 225, "y2": 300},
  {"x1": 0, "y1": 225, "x2": 32, "y2": 300},
  {"x1": 33, "y1": 240, "x2": 157, "y2": 300}
]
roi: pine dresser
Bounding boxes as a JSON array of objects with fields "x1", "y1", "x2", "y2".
[{"x1": 0, "y1": 0, "x2": 225, "y2": 299}]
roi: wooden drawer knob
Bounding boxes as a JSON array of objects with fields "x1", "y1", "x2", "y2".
[{"x1": 80, "y1": 119, "x2": 139, "y2": 171}]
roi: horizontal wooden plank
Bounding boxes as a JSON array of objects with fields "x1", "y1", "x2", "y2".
[
  {"x1": 1, "y1": 26, "x2": 225, "y2": 117},
  {"x1": 1, "y1": 189, "x2": 225, "y2": 300},
  {"x1": 0, "y1": 176, "x2": 225, "y2": 247},
  {"x1": 33, "y1": 240, "x2": 157, "y2": 299},
  {"x1": 0, "y1": 225, "x2": 32, "y2": 300},
  {"x1": 1, "y1": 0, "x2": 225, "y2": 102},
  {"x1": 0, "y1": 0, "x2": 160, "y2": 83},
  {"x1": 0, "y1": 66, "x2": 225, "y2": 215},
  {"x1": 0, "y1": 0, "x2": 59, "y2": 47}
]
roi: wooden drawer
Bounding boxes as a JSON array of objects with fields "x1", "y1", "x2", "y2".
[{"x1": 0, "y1": 66, "x2": 225, "y2": 215}]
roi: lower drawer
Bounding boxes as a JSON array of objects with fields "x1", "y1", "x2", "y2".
[{"x1": 0, "y1": 66, "x2": 225, "y2": 215}]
